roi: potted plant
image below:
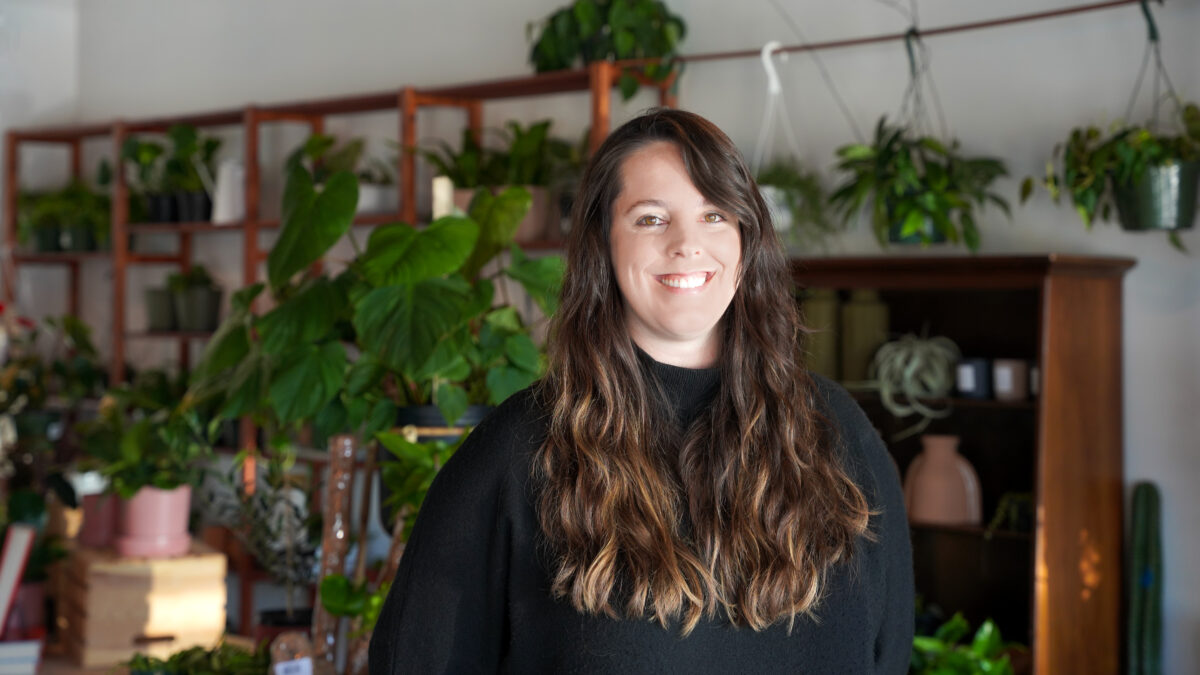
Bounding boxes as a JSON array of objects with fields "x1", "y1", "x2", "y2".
[
  {"x1": 756, "y1": 159, "x2": 842, "y2": 251},
  {"x1": 1026, "y1": 101, "x2": 1200, "y2": 251},
  {"x1": 287, "y1": 133, "x2": 397, "y2": 214},
  {"x1": 167, "y1": 265, "x2": 222, "y2": 333},
  {"x1": 164, "y1": 124, "x2": 221, "y2": 222},
  {"x1": 121, "y1": 137, "x2": 170, "y2": 222},
  {"x1": 84, "y1": 391, "x2": 211, "y2": 558},
  {"x1": 419, "y1": 120, "x2": 578, "y2": 241},
  {"x1": 16, "y1": 181, "x2": 110, "y2": 252},
  {"x1": 830, "y1": 117, "x2": 1010, "y2": 252},
  {"x1": 911, "y1": 612, "x2": 1024, "y2": 675},
  {"x1": 527, "y1": 0, "x2": 687, "y2": 101},
  {"x1": 123, "y1": 639, "x2": 270, "y2": 675}
]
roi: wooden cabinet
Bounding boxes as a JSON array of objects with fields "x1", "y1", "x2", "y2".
[{"x1": 791, "y1": 255, "x2": 1133, "y2": 675}]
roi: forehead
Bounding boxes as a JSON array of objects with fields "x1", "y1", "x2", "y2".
[{"x1": 614, "y1": 141, "x2": 704, "y2": 206}]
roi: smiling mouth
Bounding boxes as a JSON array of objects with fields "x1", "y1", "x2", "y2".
[{"x1": 656, "y1": 272, "x2": 713, "y2": 289}]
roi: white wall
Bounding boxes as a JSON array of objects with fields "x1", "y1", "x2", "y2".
[{"x1": 9, "y1": 0, "x2": 1198, "y2": 668}]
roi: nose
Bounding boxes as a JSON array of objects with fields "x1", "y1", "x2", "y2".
[{"x1": 667, "y1": 223, "x2": 702, "y2": 258}]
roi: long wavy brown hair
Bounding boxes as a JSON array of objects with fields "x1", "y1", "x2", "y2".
[{"x1": 534, "y1": 109, "x2": 871, "y2": 634}]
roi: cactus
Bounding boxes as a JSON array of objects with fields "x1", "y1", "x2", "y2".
[{"x1": 1129, "y1": 482, "x2": 1162, "y2": 675}]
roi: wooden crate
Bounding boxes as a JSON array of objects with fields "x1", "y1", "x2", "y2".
[{"x1": 59, "y1": 540, "x2": 227, "y2": 668}]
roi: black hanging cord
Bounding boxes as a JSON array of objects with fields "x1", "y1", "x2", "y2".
[{"x1": 1123, "y1": 0, "x2": 1181, "y2": 129}]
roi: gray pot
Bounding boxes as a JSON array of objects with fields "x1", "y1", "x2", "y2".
[
  {"x1": 173, "y1": 286, "x2": 222, "y2": 332},
  {"x1": 145, "y1": 288, "x2": 176, "y2": 332}
]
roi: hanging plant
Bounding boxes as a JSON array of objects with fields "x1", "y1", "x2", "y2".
[
  {"x1": 527, "y1": 0, "x2": 686, "y2": 101},
  {"x1": 756, "y1": 160, "x2": 843, "y2": 251}
]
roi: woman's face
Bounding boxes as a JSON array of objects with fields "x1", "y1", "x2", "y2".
[{"x1": 609, "y1": 141, "x2": 742, "y2": 368}]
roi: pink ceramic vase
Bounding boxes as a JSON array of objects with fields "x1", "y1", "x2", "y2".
[
  {"x1": 903, "y1": 435, "x2": 982, "y2": 526},
  {"x1": 78, "y1": 492, "x2": 119, "y2": 549},
  {"x1": 115, "y1": 485, "x2": 192, "y2": 558}
]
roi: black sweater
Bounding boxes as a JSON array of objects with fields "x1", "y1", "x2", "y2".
[{"x1": 369, "y1": 359, "x2": 914, "y2": 674}]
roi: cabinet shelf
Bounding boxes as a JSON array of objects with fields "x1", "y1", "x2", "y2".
[
  {"x1": 910, "y1": 521, "x2": 1032, "y2": 542},
  {"x1": 126, "y1": 330, "x2": 214, "y2": 340},
  {"x1": 13, "y1": 250, "x2": 110, "y2": 263},
  {"x1": 849, "y1": 390, "x2": 1037, "y2": 411}
]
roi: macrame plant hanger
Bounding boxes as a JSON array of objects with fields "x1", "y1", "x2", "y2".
[
  {"x1": 751, "y1": 41, "x2": 806, "y2": 177},
  {"x1": 1124, "y1": 0, "x2": 1182, "y2": 131},
  {"x1": 897, "y1": 25, "x2": 950, "y2": 142}
]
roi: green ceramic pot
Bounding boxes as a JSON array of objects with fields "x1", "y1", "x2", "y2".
[
  {"x1": 173, "y1": 286, "x2": 222, "y2": 332},
  {"x1": 33, "y1": 225, "x2": 61, "y2": 252},
  {"x1": 57, "y1": 223, "x2": 96, "y2": 252},
  {"x1": 887, "y1": 216, "x2": 947, "y2": 245},
  {"x1": 145, "y1": 288, "x2": 176, "y2": 332},
  {"x1": 1113, "y1": 160, "x2": 1199, "y2": 231}
]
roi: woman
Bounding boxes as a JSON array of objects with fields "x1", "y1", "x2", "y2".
[{"x1": 369, "y1": 109, "x2": 913, "y2": 673}]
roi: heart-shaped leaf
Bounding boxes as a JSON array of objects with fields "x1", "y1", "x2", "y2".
[
  {"x1": 267, "y1": 341, "x2": 347, "y2": 424},
  {"x1": 358, "y1": 217, "x2": 479, "y2": 286},
  {"x1": 256, "y1": 277, "x2": 346, "y2": 355},
  {"x1": 353, "y1": 279, "x2": 473, "y2": 376},
  {"x1": 505, "y1": 247, "x2": 564, "y2": 315},
  {"x1": 268, "y1": 169, "x2": 358, "y2": 290},
  {"x1": 434, "y1": 382, "x2": 469, "y2": 428},
  {"x1": 460, "y1": 187, "x2": 532, "y2": 281}
]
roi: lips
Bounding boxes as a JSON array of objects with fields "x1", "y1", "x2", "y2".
[{"x1": 656, "y1": 271, "x2": 713, "y2": 289}]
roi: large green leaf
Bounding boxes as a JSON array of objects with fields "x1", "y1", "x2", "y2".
[
  {"x1": 434, "y1": 382, "x2": 469, "y2": 428},
  {"x1": 460, "y1": 187, "x2": 532, "y2": 281},
  {"x1": 353, "y1": 279, "x2": 473, "y2": 376},
  {"x1": 256, "y1": 277, "x2": 345, "y2": 355},
  {"x1": 267, "y1": 342, "x2": 347, "y2": 424},
  {"x1": 504, "y1": 334, "x2": 542, "y2": 373},
  {"x1": 268, "y1": 169, "x2": 358, "y2": 290},
  {"x1": 193, "y1": 314, "x2": 250, "y2": 381},
  {"x1": 504, "y1": 247, "x2": 564, "y2": 315},
  {"x1": 345, "y1": 354, "x2": 384, "y2": 397},
  {"x1": 219, "y1": 349, "x2": 271, "y2": 420},
  {"x1": 486, "y1": 365, "x2": 537, "y2": 404},
  {"x1": 358, "y1": 217, "x2": 479, "y2": 286}
]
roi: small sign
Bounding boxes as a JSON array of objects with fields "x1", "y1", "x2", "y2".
[{"x1": 274, "y1": 657, "x2": 314, "y2": 675}]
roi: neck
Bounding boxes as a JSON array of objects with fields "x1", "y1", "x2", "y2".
[{"x1": 630, "y1": 336, "x2": 719, "y2": 369}]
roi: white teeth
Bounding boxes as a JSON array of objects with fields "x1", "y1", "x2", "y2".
[{"x1": 659, "y1": 273, "x2": 707, "y2": 289}]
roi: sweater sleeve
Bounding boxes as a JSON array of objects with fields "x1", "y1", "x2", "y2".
[
  {"x1": 368, "y1": 403, "x2": 524, "y2": 674},
  {"x1": 861, "y1": 422, "x2": 915, "y2": 674}
]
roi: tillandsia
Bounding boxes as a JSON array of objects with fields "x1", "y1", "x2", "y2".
[{"x1": 867, "y1": 333, "x2": 961, "y2": 441}]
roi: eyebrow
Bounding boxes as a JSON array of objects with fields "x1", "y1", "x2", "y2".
[{"x1": 622, "y1": 198, "x2": 720, "y2": 215}]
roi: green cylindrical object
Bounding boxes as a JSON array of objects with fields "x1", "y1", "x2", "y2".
[
  {"x1": 1128, "y1": 481, "x2": 1162, "y2": 675},
  {"x1": 801, "y1": 288, "x2": 840, "y2": 381},
  {"x1": 839, "y1": 289, "x2": 889, "y2": 384},
  {"x1": 144, "y1": 288, "x2": 176, "y2": 332},
  {"x1": 1114, "y1": 161, "x2": 1199, "y2": 231}
]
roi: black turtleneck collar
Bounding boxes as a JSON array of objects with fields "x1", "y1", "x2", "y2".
[{"x1": 634, "y1": 345, "x2": 721, "y2": 427}]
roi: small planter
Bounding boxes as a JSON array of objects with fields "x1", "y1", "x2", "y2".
[
  {"x1": 453, "y1": 185, "x2": 552, "y2": 242},
  {"x1": 145, "y1": 288, "x2": 177, "y2": 332},
  {"x1": 1113, "y1": 160, "x2": 1199, "y2": 231},
  {"x1": 32, "y1": 225, "x2": 61, "y2": 252},
  {"x1": 172, "y1": 286, "x2": 222, "y2": 332},
  {"x1": 887, "y1": 217, "x2": 947, "y2": 245},
  {"x1": 174, "y1": 191, "x2": 212, "y2": 223},
  {"x1": 146, "y1": 192, "x2": 177, "y2": 223},
  {"x1": 357, "y1": 183, "x2": 399, "y2": 214},
  {"x1": 116, "y1": 485, "x2": 192, "y2": 558},
  {"x1": 58, "y1": 223, "x2": 96, "y2": 252}
]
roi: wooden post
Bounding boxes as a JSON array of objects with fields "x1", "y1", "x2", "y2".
[
  {"x1": 4, "y1": 132, "x2": 19, "y2": 303},
  {"x1": 110, "y1": 123, "x2": 130, "y2": 385},
  {"x1": 241, "y1": 106, "x2": 260, "y2": 496},
  {"x1": 588, "y1": 61, "x2": 614, "y2": 154},
  {"x1": 400, "y1": 88, "x2": 418, "y2": 224},
  {"x1": 658, "y1": 71, "x2": 679, "y2": 109}
]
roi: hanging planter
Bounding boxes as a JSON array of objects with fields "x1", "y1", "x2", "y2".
[{"x1": 1113, "y1": 160, "x2": 1199, "y2": 231}]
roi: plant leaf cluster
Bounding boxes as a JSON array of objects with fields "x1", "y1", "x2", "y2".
[
  {"x1": 756, "y1": 159, "x2": 843, "y2": 250},
  {"x1": 528, "y1": 0, "x2": 686, "y2": 101},
  {"x1": 418, "y1": 120, "x2": 578, "y2": 189},
  {"x1": 911, "y1": 612, "x2": 1021, "y2": 675},
  {"x1": 287, "y1": 132, "x2": 394, "y2": 186},
  {"x1": 120, "y1": 124, "x2": 221, "y2": 195},
  {"x1": 830, "y1": 117, "x2": 1010, "y2": 252},
  {"x1": 16, "y1": 179, "x2": 111, "y2": 245},
  {"x1": 319, "y1": 574, "x2": 392, "y2": 635},
  {"x1": 122, "y1": 639, "x2": 270, "y2": 675},
  {"x1": 1027, "y1": 101, "x2": 1200, "y2": 247}
]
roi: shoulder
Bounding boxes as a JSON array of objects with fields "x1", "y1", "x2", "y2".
[
  {"x1": 806, "y1": 373, "x2": 895, "y2": 504},
  {"x1": 432, "y1": 385, "x2": 548, "y2": 494}
]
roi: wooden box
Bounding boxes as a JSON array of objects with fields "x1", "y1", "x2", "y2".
[{"x1": 59, "y1": 540, "x2": 227, "y2": 668}]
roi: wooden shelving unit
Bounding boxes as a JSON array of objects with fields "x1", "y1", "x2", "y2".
[
  {"x1": 792, "y1": 254, "x2": 1134, "y2": 675},
  {"x1": 2, "y1": 60, "x2": 674, "y2": 637}
]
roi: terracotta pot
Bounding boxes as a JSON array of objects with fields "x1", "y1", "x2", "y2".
[
  {"x1": 116, "y1": 485, "x2": 192, "y2": 558},
  {"x1": 903, "y1": 434, "x2": 982, "y2": 526},
  {"x1": 79, "y1": 493, "x2": 120, "y2": 549}
]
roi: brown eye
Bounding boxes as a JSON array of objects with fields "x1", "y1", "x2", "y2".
[
  {"x1": 704, "y1": 212, "x2": 727, "y2": 223},
  {"x1": 635, "y1": 214, "x2": 665, "y2": 227}
]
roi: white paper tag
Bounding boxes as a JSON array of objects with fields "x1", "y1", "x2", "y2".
[
  {"x1": 956, "y1": 364, "x2": 976, "y2": 392},
  {"x1": 274, "y1": 658, "x2": 314, "y2": 675}
]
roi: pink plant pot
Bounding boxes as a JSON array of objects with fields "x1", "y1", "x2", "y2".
[
  {"x1": 115, "y1": 485, "x2": 192, "y2": 558},
  {"x1": 78, "y1": 493, "x2": 119, "y2": 549}
]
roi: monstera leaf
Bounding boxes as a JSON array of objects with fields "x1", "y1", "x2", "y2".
[{"x1": 357, "y1": 217, "x2": 479, "y2": 286}]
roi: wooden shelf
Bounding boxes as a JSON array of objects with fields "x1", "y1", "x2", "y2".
[
  {"x1": 849, "y1": 390, "x2": 1037, "y2": 411},
  {"x1": 126, "y1": 330, "x2": 214, "y2": 340},
  {"x1": 13, "y1": 250, "x2": 110, "y2": 263},
  {"x1": 127, "y1": 221, "x2": 248, "y2": 234},
  {"x1": 910, "y1": 521, "x2": 1033, "y2": 542}
]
